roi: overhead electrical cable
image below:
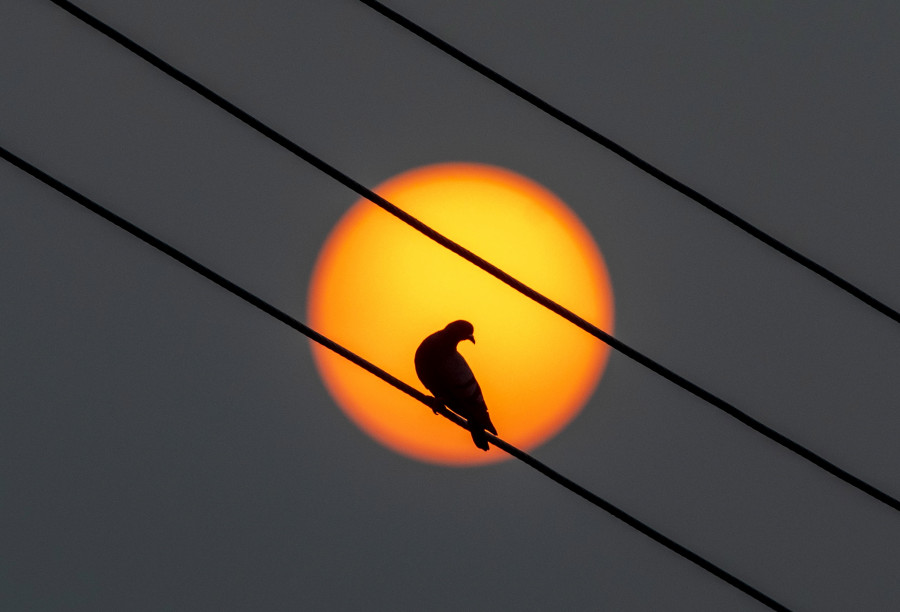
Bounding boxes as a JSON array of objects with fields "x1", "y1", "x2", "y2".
[
  {"x1": 355, "y1": 0, "x2": 900, "y2": 327},
  {"x1": 1, "y1": 144, "x2": 789, "y2": 612},
  {"x1": 45, "y1": 0, "x2": 900, "y2": 514}
]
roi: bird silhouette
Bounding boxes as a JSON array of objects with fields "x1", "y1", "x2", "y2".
[{"x1": 415, "y1": 320, "x2": 497, "y2": 451}]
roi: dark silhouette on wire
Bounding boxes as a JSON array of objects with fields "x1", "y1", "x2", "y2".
[
  {"x1": 0, "y1": 144, "x2": 788, "y2": 612},
  {"x1": 45, "y1": 0, "x2": 900, "y2": 514},
  {"x1": 44, "y1": 0, "x2": 899, "y2": 514},
  {"x1": 415, "y1": 320, "x2": 497, "y2": 450},
  {"x1": 355, "y1": 0, "x2": 900, "y2": 328}
]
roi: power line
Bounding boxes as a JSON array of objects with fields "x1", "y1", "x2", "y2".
[
  {"x1": 1, "y1": 144, "x2": 789, "y2": 612},
  {"x1": 45, "y1": 0, "x2": 900, "y2": 514},
  {"x1": 355, "y1": 0, "x2": 900, "y2": 327}
]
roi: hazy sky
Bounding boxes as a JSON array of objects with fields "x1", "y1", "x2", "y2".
[{"x1": 2, "y1": 1, "x2": 899, "y2": 610}]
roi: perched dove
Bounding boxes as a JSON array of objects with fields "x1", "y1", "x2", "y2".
[{"x1": 415, "y1": 320, "x2": 497, "y2": 451}]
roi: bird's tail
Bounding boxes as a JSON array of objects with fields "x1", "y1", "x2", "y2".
[
  {"x1": 470, "y1": 426, "x2": 490, "y2": 451},
  {"x1": 469, "y1": 413, "x2": 495, "y2": 451}
]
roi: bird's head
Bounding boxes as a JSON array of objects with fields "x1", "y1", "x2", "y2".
[{"x1": 444, "y1": 319, "x2": 475, "y2": 344}]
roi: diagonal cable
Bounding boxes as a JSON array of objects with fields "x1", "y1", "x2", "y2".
[
  {"x1": 45, "y1": 0, "x2": 900, "y2": 514},
  {"x1": 1, "y1": 144, "x2": 789, "y2": 612},
  {"x1": 355, "y1": 0, "x2": 900, "y2": 327}
]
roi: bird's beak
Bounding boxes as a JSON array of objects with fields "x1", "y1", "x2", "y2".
[{"x1": 466, "y1": 335, "x2": 475, "y2": 344}]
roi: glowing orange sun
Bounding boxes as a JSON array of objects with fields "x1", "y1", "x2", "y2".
[{"x1": 308, "y1": 163, "x2": 614, "y2": 466}]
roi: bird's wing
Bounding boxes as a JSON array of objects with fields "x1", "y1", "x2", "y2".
[
  {"x1": 440, "y1": 354, "x2": 496, "y2": 435},
  {"x1": 439, "y1": 353, "x2": 480, "y2": 401}
]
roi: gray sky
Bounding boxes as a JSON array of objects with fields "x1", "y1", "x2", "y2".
[{"x1": 2, "y1": 1, "x2": 899, "y2": 610}]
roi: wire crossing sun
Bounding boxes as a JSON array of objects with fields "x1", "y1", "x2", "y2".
[{"x1": 308, "y1": 163, "x2": 614, "y2": 465}]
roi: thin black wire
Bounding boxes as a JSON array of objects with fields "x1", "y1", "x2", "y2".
[
  {"x1": 1, "y1": 145, "x2": 789, "y2": 612},
  {"x1": 45, "y1": 0, "x2": 900, "y2": 515},
  {"x1": 356, "y1": 0, "x2": 900, "y2": 327}
]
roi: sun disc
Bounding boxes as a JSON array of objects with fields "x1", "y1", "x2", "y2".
[{"x1": 307, "y1": 163, "x2": 614, "y2": 465}]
